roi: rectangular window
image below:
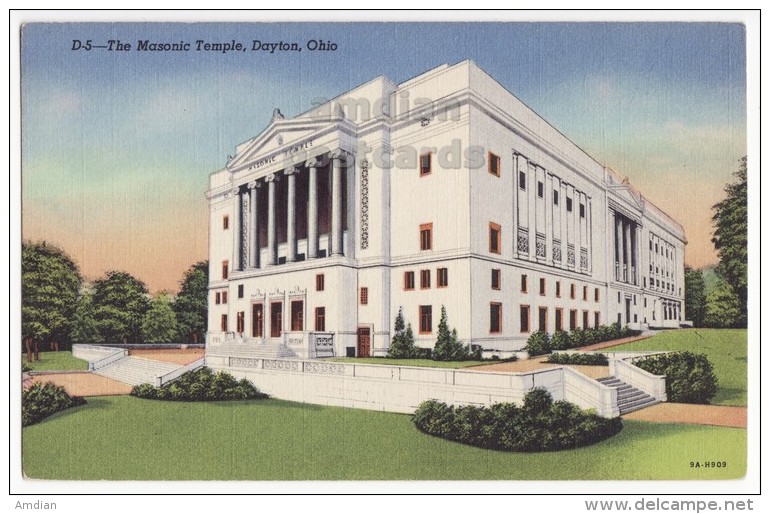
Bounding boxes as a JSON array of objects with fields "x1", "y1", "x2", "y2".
[
  {"x1": 594, "y1": 287, "x2": 600, "y2": 302},
  {"x1": 420, "y1": 269, "x2": 431, "y2": 289},
  {"x1": 490, "y1": 303, "x2": 502, "y2": 333},
  {"x1": 221, "y1": 291, "x2": 228, "y2": 304},
  {"x1": 580, "y1": 203, "x2": 585, "y2": 218},
  {"x1": 521, "y1": 274, "x2": 528, "y2": 293},
  {"x1": 555, "y1": 308, "x2": 563, "y2": 332},
  {"x1": 420, "y1": 152, "x2": 431, "y2": 176},
  {"x1": 582, "y1": 310, "x2": 589, "y2": 330},
  {"x1": 316, "y1": 274, "x2": 325, "y2": 291},
  {"x1": 489, "y1": 222, "x2": 501, "y2": 254},
  {"x1": 582, "y1": 285, "x2": 588, "y2": 301},
  {"x1": 555, "y1": 281, "x2": 561, "y2": 298},
  {"x1": 270, "y1": 302, "x2": 283, "y2": 338},
  {"x1": 519, "y1": 170, "x2": 526, "y2": 190},
  {"x1": 252, "y1": 303, "x2": 264, "y2": 338},
  {"x1": 404, "y1": 271, "x2": 415, "y2": 291},
  {"x1": 519, "y1": 305, "x2": 530, "y2": 333},
  {"x1": 539, "y1": 278, "x2": 546, "y2": 296},
  {"x1": 420, "y1": 223, "x2": 433, "y2": 251},
  {"x1": 223, "y1": 215, "x2": 229, "y2": 230},
  {"x1": 290, "y1": 300, "x2": 303, "y2": 331},
  {"x1": 314, "y1": 307, "x2": 326, "y2": 332},
  {"x1": 215, "y1": 292, "x2": 221, "y2": 305},
  {"x1": 360, "y1": 287, "x2": 368, "y2": 305},
  {"x1": 222, "y1": 260, "x2": 229, "y2": 280},
  {"x1": 236, "y1": 311, "x2": 245, "y2": 333},
  {"x1": 491, "y1": 269, "x2": 501, "y2": 290},
  {"x1": 537, "y1": 181, "x2": 544, "y2": 198},
  {"x1": 569, "y1": 309, "x2": 577, "y2": 331},
  {"x1": 644, "y1": 298, "x2": 647, "y2": 308},
  {"x1": 618, "y1": 291, "x2": 622, "y2": 303},
  {"x1": 594, "y1": 311, "x2": 600, "y2": 329},
  {"x1": 437, "y1": 268, "x2": 449, "y2": 288},
  {"x1": 221, "y1": 314, "x2": 228, "y2": 332},
  {"x1": 488, "y1": 152, "x2": 500, "y2": 177},
  {"x1": 553, "y1": 190, "x2": 559, "y2": 205},
  {"x1": 566, "y1": 197, "x2": 573, "y2": 212},
  {"x1": 538, "y1": 307, "x2": 547, "y2": 332},
  {"x1": 238, "y1": 284, "x2": 244, "y2": 299},
  {"x1": 570, "y1": 283, "x2": 576, "y2": 299},
  {"x1": 419, "y1": 305, "x2": 433, "y2": 334}
]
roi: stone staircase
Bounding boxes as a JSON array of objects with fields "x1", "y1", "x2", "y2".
[
  {"x1": 93, "y1": 356, "x2": 181, "y2": 386},
  {"x1": 597, "y1": 376, "x2": 660, "y2": 414},
  {"x1": 206, "y1": 341, "x2": 297, "y2": 360}
]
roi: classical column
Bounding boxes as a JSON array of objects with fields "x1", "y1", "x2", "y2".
[
  {"x1": 240, "y1": 190, "x2": 249, "y2": 270},
  {"x1": 559, "y1": 181, "x2": 567, "y2": 269},
  {"x1": 623, "y1": 220, "x2": 632, "y2": 282},
  {"x1": 615, "y1": 214, "x2": 623, "y2": 280},
  {"x1": 545, "y1": 174, "x2": 553, "y2": 264},
  {"x1": 266, "y1": 174, "x2": 277, "y2": 265},
  {"x1": 331, "y1": 150, "x2": 345, "y2": 256},
  {"x1": 630, "y1": 224, "x2": 637, "y2": 285},
  {"x1": 527, "y1": 163, "x2": 537, "y2": 260},
  {"x1": 306, "y1": 158, "x2": 319, "y2": 259},
  {"x1": 285, "y1": 167, "x2": 299, "y2": 262},
  {"x1": 248, "y1": 181, "x2": 259, "y2": 269},
  {"x1": 231, "y1": 187, "x2": 241, "y2": 272}
]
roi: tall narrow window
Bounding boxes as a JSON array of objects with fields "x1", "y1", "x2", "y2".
[
  {"x1": 404, "y1": 271, "x2": 415, "y2": 290},
  {"x1": 521, "y1": 274, "x2": 528, "y2": 293},
  {"x1": 215, "y1": 292, "x2": 221, "y2": 305},
  {"x1": 583, "y1": 285, "x2": 588, "y2": 301},
  {"x1": 270, "y1": 302, "x2": 282, "y2": 337},
  {"x1": 519, "y1": 305, "x2": 530, "y2": 333},
  {"x1": 538, "y1": 307, "x2": 548, "y2": 332},
  {"x1": 315, "y1": 307, "x2": 326, "y2": 332},
  {"x1": 238, "y1": 284, "x2": 244, "y2": 299},
  {"x1": 595, "y1": 288, "x2": 600, "y2": 302},
  {"x1": 221, "y1": 291, "x2": 228, "y2": 304},
  {"x1": 519, "y1": 171, "x2": 526, "y2": 190},
  {"x1": 556, "y1": 281, "x2": 561, "y2": 298},
  {"x1": 223, "y1": 215, "x2": 229, "y2": 230},
  {"x1": 583, "y1": 310, "x2": 589, "y2": 329},
  {"x1": 570, "y1": 309, "x2": 577, "y2": 331},
  {"x1": 420, "y1": 269, "x2": 431, "y2": 289},
  {"x1": 420, "y1": 223, "x2": 433, "y2": 251},
  {"x1": 488, "y1": 152, "x2": 500, "y2": 177},
  {"x1": 553, "y1": 190, "x2": 559, "y2": 205},
  {"x1": 580, "y1": 203, "x2": 585, "y2": 218},
  {"x1": 566, "y1": 197, "x2": 573, "y2": 212},
  {"x1": 489, "y1": 222, "x2": 501, "y2": 254},
  {"x1": 491, "y1": 269, "x2": 501, "y2": 290},
  {"x1": 420, "y1": 152, "x2": 432, "y2": 176},
  {"x1": 437, "y1": 268, "x2": 449, "y2": 288},
  {"x1": 570, "y1": 283, "x2": 575, "y2": 299},
  {"x1": 236, "y1": 311, "x2": 245, "y2": 333},
  {"x1": 555, "y1": 308, "x2": 563, "y2": 331},
  {"x1": 221, "y1": 314, "x2": 228, "y2": 332},
  {"x1": 537, "y1": 181, "x2": 544, "y2": 198},
  {"x1": 594, "y1": 311, "x2": 600, "y2": 329},
  {"x1": 539, "y1": 278, "x2": 546, "y2": 296},
  {"x1": 222, "y1": 260, "x2": 229, "y2": 280},
  {"x1": 360, "y1": 287, "x2": 369, "y2": 305},
  {"x1": 252, "y1": 304, "x2": 264, "y2": 337},
  {"x1": 490, "y1": 303, "x2": 502, "y2": 333},
  {"x1": 316, "y1": 274, "x2": 325, "y2": 291},
  {"x1": 419, "y1": 305, "x2": 433, "y2": 334},
  {"x1": 290, "y1": 300, "x2": 303, "y2": 331}
]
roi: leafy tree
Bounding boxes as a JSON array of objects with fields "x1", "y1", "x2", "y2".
[
  {"x1": 69, "y1": 292, "x2": 101, "y2": 345},
  {"x1": 141, "y1": 293, "x2": 179, "y2": 344},
  {"x1": 387, "y1": 307, "x2": 415, "y2": 358},
  {"x1": 711, "y1": 156, "x2": 747, "y2": 326},
  {"x1": 684, "y1": 266, "x2": 707, "y2": 327},
  {"x1": 92, "y1": 271, "x2": 149, "y2": 344},
  {"x1": 22, "y1": 241, "x2": 82, "y2": 352},
  {"x1": 704, "y1": 280, "x2": 742, "y2": 328},
  {"x1": 174, "y1": 261, "x2": 208, "y2": 344}
]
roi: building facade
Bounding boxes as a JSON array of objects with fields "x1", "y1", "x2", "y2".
[{"x1": 206, "y1": 60, "x2": 686, "y2": 358}]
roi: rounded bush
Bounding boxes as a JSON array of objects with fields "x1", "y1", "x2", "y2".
[
  {"x1": 23, "y1": 382, "x2": 86, "y2": 426},
  {"x1": 525, "y1": 331, "x2": 551, "y2": 356},
  {"x1": 130, "y1": 367, "x2": 268, "y2": 402},
  {"x1": 633, "y1": 352, "x2": 718, "y2": 404},
  {"x1": 550, "y1": 331, "x2": 572, "y2": 351},
  {"x1": 546, "y1": 353, "x2": 609, "y2": 366}
]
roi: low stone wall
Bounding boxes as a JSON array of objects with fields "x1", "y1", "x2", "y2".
[{"x1": 206, "y1": 355, "x2": 618, "y2": 417}]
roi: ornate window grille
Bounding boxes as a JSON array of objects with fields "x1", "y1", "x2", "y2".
[
  {"x1": 517, "y1": 227, "x2": 529, "y2": 254},
  {"x1": 360, "y1": 159, "x2": 369, "y2": 250},
  {"x1": 580, "y1": 247, "x2": 588, "y2": 270},
  {"x1": 535, "y1": 233, "x2": 546, "y2": 259},
  {"x1": 552, "y1": 239, "x2": 562, "y2": 263},
  {"x1": 567, "y1": 244, "x2": 576, "y2": 268}
]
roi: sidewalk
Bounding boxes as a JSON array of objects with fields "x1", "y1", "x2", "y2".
[
  {"x1": 622, "y1": 402, "x2": 747, "y2": 428},
  {"x1": 577, "y1": 334, "x2": 650, "y2": 352}
]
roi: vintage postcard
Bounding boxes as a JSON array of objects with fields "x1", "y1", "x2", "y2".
[{"x1": 11, "y1": 10, "x2": 759, "y2": 505}]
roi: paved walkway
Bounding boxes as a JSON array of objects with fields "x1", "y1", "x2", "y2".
[
  {"x1": 28, "y1": 372, "x2": 133, "y2": 396},
  {"x1": 623, "y1": 403, "x2": 747, "y2": 428},
  {"x1": 468, "y1": 359, "x2": 610, "y2": 379},
  {"x1": 129, "y1": 348, "x2": 204, "y2": 365},
  {"x1": 577, "y1": 334, "x2": 651, "y2": 352}
]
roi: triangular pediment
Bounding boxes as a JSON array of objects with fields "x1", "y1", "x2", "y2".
[
  {"x1": 228, "y1": 118, "x2": 337, "y2": 170},
  {"x1": 608, "y1": 183, "x2": 646, "y2": 213}
]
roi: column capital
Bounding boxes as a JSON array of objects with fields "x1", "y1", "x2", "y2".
[
  {"x1": 331, "y1": 149, "x2": 351, "y2": 164},
  {"x1": 265, "y1": 173, "x2": 279, "y2": 183},
  {"x1": 247, "y1": 180, "x2": 259, "y2": 189},
  {"x1": 305, "y1": 157, "x2": 321, "y2": 168},
  {"x1": 284, "y1": 166, "x2": 301, "y2": 176},
  {"x1": 229, "y1": 187, "x2": 240, "y2": 198}
]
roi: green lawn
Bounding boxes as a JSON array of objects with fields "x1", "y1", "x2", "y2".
[
  {"x1": 22, "y1": 351, "x2": 88, "y2": 372},
  {"x1": 22, "y1": 396, "x2": 745, "y2": 480},
  {"x1": 609, "y1": 329, "x2": 747, "y2": 407},
  {"x1": 330, "y1": 357, "x2": 487, "y2": 369}
]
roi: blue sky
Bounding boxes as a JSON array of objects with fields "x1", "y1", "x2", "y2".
[{"x1": 21, "y1": 22, "x2": 746, "y2": 292}]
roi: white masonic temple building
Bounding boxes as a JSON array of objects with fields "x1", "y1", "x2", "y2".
[{"x1": 206, "y1": 61, "x2": 686, "y2": 358}]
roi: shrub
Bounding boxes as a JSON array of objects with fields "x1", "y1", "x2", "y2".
[
  {"x1": 130, "y1": 367, "x2": 268, "y2": 402},
  {"x1": 413, "y1": 389, "x2": 622, "y2": 452},
  {"x1": 633, "y1": 352, "x2": 718, "y2": 404},
  {"x1": 23, "y1": 382, "x2": 86, "y2": 426},
  {"x1": 525, "y1": 330, "x2": 551, "y2": 356},
  {"x1": 550, "y1": 330, "x2": 572, "y2": 351},
  {"x1": 388, "y1": 308, "x2": 416, "y2": 358},
  {"x1": 546, "y1": 352, "x2": 609, "y2": 366}
]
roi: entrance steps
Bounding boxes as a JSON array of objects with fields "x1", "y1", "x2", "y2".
[
  {"x1": 597, "y1": 376, "x2": 660, "y2": 414},
  {"x1": 206, "y1": 341, "x2": 297, "y2": 360},
  {"x1": 93, "y1": 356, "x2": 180, "y2": 386}
]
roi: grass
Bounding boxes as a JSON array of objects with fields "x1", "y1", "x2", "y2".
[
  {"x1": 22, "y1": 396, "x2": 745, "y2": 480},
  {"x1": 609, "y1": 329, "x2": 747, "y2": 406},
  {"x1": 22, "y1": 351, "x2": 88, "y2": 372},
  {"x1": 329, "y1": 357, "x2": 487, "y2": 369}
]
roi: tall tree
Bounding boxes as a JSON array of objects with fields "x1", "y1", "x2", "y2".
[
  {"x1": 684, "y1": 266, "x2": 707, "y2": 327},
  {"x1": 711, "y1": 156, "x2": 748, "y2": 326},
  {"x1": 69, "y1": 292, "x2": 101, "y2": 345},
  {"x1": 387, "y1": 307, "x2": 415, "y2": 358},
  {"x1": 141, "y1": 293, "x2": 179, "y2": 344},
  {"x1": 21, "y1": 241, "x2": 82, "y2": 352},
  {"x1": 92, "y1": 271, "x2": 149, "y2": 344},
  {"x1": 704, "y1": 280, "x2": 742, "y2": 328},
  {"x1": 173, "y1": 261, "x2": 208, "y2": 344}
]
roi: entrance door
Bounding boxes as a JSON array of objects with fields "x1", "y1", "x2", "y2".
[
  {"x1": 357, "y1": 327, "x2": 371, "y2": 357},
  {"x1": 252, "y1": 303, "x2": 263, "y2": 338},
  {"x1": 625, "y1": 298, "x2": 631, "y2": 325}
]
